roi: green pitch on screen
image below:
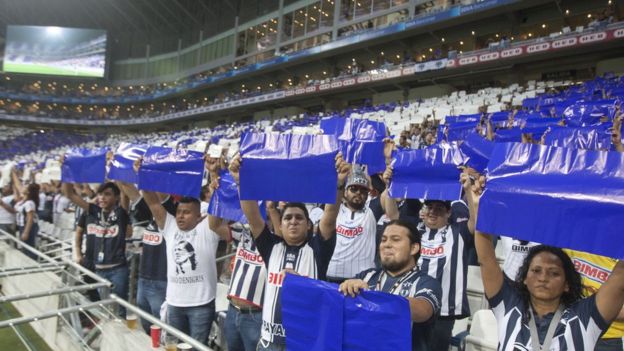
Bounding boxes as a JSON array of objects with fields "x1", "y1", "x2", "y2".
[{"x1": 3, "y1": 62, "x2": 103, "y2": 77}]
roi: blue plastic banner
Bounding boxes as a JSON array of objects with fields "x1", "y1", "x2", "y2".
[
  {"x1": 107, "y1": 143, "x2": 147, "y2": 184},
  {"x1": 239, "y1": 133, "x2": 339, "y2": 204},
  {"x1": 459, "y1": 133, "x2": 495, "y2": 173},
  {"x1": 477, "y1": 143, "x2": 624, "y2": 259},
  {"x1": 61, "y1": 147, "x2": 108, "y2": 183},
  {"x1": 442, "y1": 122, "x2": 479, "y2": 142},
  {"x1": 542, "y1": 125, "x2": 611, "y2": 150},
  {"x1": 207, "y1": 170, "x2": 266, "y2": 224},
  {"x1": 138, "y1": 146, "x2": 205, "y2": 198},
  {"x1": 282, "y1": 274, "x2": 411, "y2": 351},
  {"x1": 389, "y1": 143, "x2": 467, "y2": 200}
]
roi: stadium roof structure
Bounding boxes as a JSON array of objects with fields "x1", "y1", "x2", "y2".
[{"x1": 0, "y1": 0, "x2": 278, "y2": 39}]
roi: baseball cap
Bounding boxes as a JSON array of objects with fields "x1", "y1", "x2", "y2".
[{"x1": 346, "y1": 164, "x2": 370, "y2": 189}]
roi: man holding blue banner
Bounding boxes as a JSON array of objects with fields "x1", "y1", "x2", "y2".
[
  {"x1": 142, "y1": 189, "x2": 230, "y2": 346},
  {"x1": 339, "y1": 219, "x2": 442, "y2": 351},
  {"x1": 229, "y1": 153, "x2": 349, "y2": 351},
  {"x1": 381, "y1": 168, "x2": 476, "y2": 351}
]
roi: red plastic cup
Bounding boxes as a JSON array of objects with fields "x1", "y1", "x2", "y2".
[{"x1": 150, "y1": 325, "x2": 161, "y2": 348}]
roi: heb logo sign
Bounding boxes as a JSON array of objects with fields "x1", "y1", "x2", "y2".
[
  {"x1": 615, "y1": 28, "x2": 624, "y2": 38},
  {"x1": 501, "y1": 47, "x2": 523, "y2": 58},
  {"x1": 371, "y1": 73, "x2": 386, "y2": 81},
  {"x1": 459, "y1": 56, "x2": 478, "y2": 65},
  {"x1": 479, "y1": 52, "x2": 499, "y2": 62},
  {"x1": 552, "y1": 37, "x2": 577, "y2": 49},
  {"x1": 357, "y1": 76, "x2": 371, "y2": 83},
  {"x1": 285, "y1": 90, "x2": 295, "y2": 96},
  {"x1": 343, "y1": 78, "x2": 355, "y2": 86},
  {"x1": 572, "y1": 258, "x2": 611, "y2": 284},
  {"x1": 319, "y1": 83, "x2": 331, "y2": 90},
  {"x1": 330, "y1": 81, "x2": 343, "y2": 88},
  {"x1": 527, "y1": 42, "x2": 550, "y2": 53},
  {"x1": 295, "y1": 88, "x2": 306, "y2": 95},
  {"x1": 580, "y1": 32, "x2": 607, "y2": 44},
  {"x1": 305, "y1": 86, "x2": 317, "y2": 93},
  {"x1": 386, "y1": 70, "x2": 401, "y2": 78}
]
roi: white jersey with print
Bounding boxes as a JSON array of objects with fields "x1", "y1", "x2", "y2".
[
  {"x1": 15, "y1": 200, "x2": 37, "y2": 227},
  {"x1": 161, "y1": 213, "x2": 220, "y2": 307},
  {"x1": 53, "y1": 194, "x2": 70, "y2": 224},
  {"x1": 327, "y1": 204, "x2": 377, "y2": 279},
  {"x1": 500, "y1": 236, "x2": 540, "y2": 280}
]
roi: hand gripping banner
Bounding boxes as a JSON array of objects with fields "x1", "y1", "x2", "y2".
[
  {"x1": 107, "y1": 143, "x2": 148, "y2": 184},
  {"x1": 239, "y1": 133, "x2": 339, "y2": 204},
  {"x1": 388, "y1": 143, "x2": 467, "y2": 201},
  {"x1": 459, "y1": 133, "x2": 495, "y2": 173},
  {"x1": 61, "y1": 147, "x2": 108, "y2": 183},
  {"x1": 138, "y1": 146, "x2": 205, "y2": 198},
  {"x1": 477, "y1": 142, "x2": 624, "y2": 259}
]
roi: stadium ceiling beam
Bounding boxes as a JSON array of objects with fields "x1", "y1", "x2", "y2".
[
  {"x1": 73, "y1": 0, "x2": 107, "y2": 31},
  {"x1": 123, "y1": 0, "x2": 171, "y2": 35},
  {"x1": 195, "y1": 0, "x2": 218, "y2": 19},
  {"x1": 95, "y1": 0, "x2": 142, "y2": 33},
  {"x1": 169, "y1": 0, "x2": 203, "y2": 27},
  {"x1": 135, "y1": 0, "x2": 182, "y2": 34},
  {"x1": 148, "y1": 0, "x2": 195, "y2": 32}
]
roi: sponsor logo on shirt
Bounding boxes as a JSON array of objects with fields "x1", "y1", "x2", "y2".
[
  {"x1": 262, "y1": 320, "x2": 285, "y2": 337},
  {"x1": 268, "y1": 271, "x2": 285, "y2": 287},
  {"x1": 86, "y1": 223, "x2": 119, "y2": 238},
  {"x1": 237, "y1": 248, "x2": 264, "y2": 264},
  {"x1": 511, "y1": 244, "x2": 530, "y2": 253},
  {"x1": 336, "y1": 225, "x2": 364, "y2": 238},
  {"x1": 142, "y1": 230, "x2": 162, "y2": 245},
  {"x1": 421, "y1": 245, "x2": 445, "y2": 257},
  {"x1": 572, "y1": 258, "x2": 611, "y2": 284}
]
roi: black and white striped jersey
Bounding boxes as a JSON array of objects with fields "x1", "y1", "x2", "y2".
[
  {"x1": 228, "y1": 224, "x2": 266, "y2": 307},
  {"x1": 489, "y1": 279, "x2": 608, "y2": 351},
  {"x1": 418, "y1": 222, "x2": 472, "y2": 318},
  {"x1": 254, "y1": 225, "x2": 335, "y2": 345}
]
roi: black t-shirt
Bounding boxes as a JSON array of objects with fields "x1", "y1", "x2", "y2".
[
  {"x1": 77, "y1": 212, "x2": 96, "y2": 270},
  {"x1": 83, "y1": 203, "x2": 130, "y2": 267},
  {"x1": 138, "y1": 197, "x2": 176, "y2": 281}
]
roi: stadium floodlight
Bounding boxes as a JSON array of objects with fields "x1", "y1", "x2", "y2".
[{"x1": 46, "y1": 26, "x2": 63, "y2": 37}]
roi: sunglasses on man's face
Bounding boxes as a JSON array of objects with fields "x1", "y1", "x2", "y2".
[{"x1": 348, "y1": 186, "x2": 369, "y2": 194}]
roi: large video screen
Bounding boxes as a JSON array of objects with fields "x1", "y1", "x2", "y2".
[{"x1": 3, "y1": 25, "x2": 107, "y2": 78}]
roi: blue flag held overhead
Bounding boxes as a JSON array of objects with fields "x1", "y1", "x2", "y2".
[
  {"x1": 477, "y1": 142, "x2": 624, "y2": 259},
  {"x1": 389, "y1": 143, "x2": 467, "y2": 201},
  {"x1": 239, "y1": 133, "x2": 339, "y2": 204},
  {"x1": 138, "y1": 146, "x2": 205, "y2": 198},
  {"x1": 107, "y1": 143, "x2": 147, "y2": 184},
  {"x1": 459, "y1": 133, "x2": 494, "y2": 173},
  {"x1": 207, "y1": 170, "x2": 266, "y2": 223},
  {"x1": 61, "y1": 147, "x2": 108, "y2": 183}
]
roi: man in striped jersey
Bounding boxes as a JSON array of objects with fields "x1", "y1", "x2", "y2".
[
  {"x1": 382, "y1": 169, "x2": 476, "y2": 351},
  {"x1": 229, "y1": 153, "x2": 349, "y2": 351},
  {"x1": 339, "y1": 219, "x2": 442, "y2": 351},
  {"x1": 208, "y1": 217, "x2": 266, "y2": 351},
  {"x1": 327, "y1": 165, "x2": 382, "y2": 283}
]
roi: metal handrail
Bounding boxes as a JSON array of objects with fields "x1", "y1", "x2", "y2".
[
  {"x1": 110, "y1": 294, "x2": 214, "y2": 351},
  {"x1": 0, "y1": 299, "x2": 117, "y2": 329}
]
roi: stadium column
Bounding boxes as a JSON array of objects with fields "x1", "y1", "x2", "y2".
[
  {"x1": 408, "y1": 0, "x2": 418, "y2": 18},
  {"x1": 332, "y1": 0, "x2": 342, "y2": 40},
  {"x1": 276, "y1": 0, "x2": 285, "y2": 51}
]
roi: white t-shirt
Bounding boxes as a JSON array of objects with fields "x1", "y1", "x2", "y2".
[
  {"x1": 53, "y1": 194, "x2": 70, "y2": 224},
  {"x1": 161, "y1": 213, "x2": 220, "y2": 307},
  {"x1": 38, "y1": 193, "x2": 46, "y2": 211},
  {"x1": 0, "y1": 195, "x2": 15, "y2": 224},
  {"x1": 15, "y1": 200, "x2": 37, "y2": 227},
  {"x1": 327, "y1": 204, "x2": 377, "y2": 279},
  {"x1": 500, "y1": 236, "x2": 540, "y2": 280}
]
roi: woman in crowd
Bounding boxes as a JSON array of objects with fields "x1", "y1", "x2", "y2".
[
  {"x1": 464, "y1": 174, "x2": 624, "y2": 350},
  {"x1": 12, "y1": 169, "x2": 40, "y2": 259}
]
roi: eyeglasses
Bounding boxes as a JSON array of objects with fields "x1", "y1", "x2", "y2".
[{"x1": 348, "y1": 186, "x2": 369, "y2": 194}]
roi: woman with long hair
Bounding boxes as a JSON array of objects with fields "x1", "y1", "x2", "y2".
[
  {"x1": 462, "y1": 173, "x2": 624, "y2": 350},
  {"x1": 11, "y1": 170, "x2": 40, "y2": 259}
]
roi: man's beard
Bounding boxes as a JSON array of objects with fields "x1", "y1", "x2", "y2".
[
  {"x1": 381, "y1": 258, "x2": 409, "y2": 274},
  {"x1": 347, "y1": 199, "x2": 366, "y2": 210}
]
